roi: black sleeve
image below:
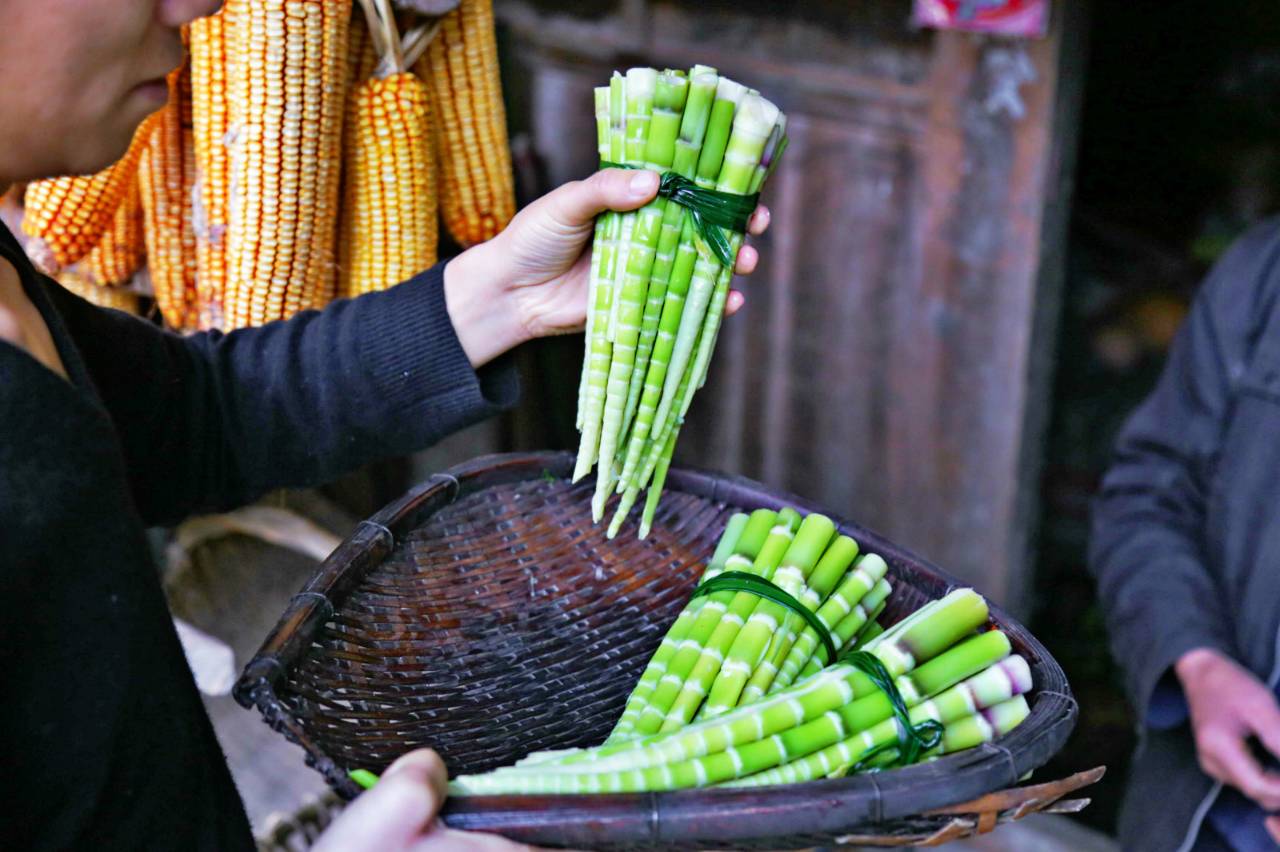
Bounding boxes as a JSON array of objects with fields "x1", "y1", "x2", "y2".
[
  {"x1": 1088, "y1": 220, "x2": 1280, "y2": 725},
  {"x1": 45, "y1": 261, "x2": 519, "y2": 526}
]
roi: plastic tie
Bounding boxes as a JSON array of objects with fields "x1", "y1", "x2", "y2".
[
  {"x1": 691, "y1": 570, "x2": 837, "y2": 664},
  {"x1": 599, "y1": 162, "x2": 759, "y2": 267},
  {"x1": 836, "y1": 650, "x2": 945, "y2": 774}
]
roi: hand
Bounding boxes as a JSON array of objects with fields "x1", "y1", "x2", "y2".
[
  {"x1": 443, "y1": 168, "x2": 771, "y2": 368},
  {"x1": 1176, "y1": 647, "x2": 1280, "y2": 840},
  {"x1": 313, "y1": 750, "x2": 547, "y2": 852}
]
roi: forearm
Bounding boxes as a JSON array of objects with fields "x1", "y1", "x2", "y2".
[{"x1": 49, "y1": 264, "x2": 519, "y2": 524}]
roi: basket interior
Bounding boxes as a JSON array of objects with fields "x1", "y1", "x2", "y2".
[{"x1": 272, "y1": 468, "x2": 1030, "y2": 778}]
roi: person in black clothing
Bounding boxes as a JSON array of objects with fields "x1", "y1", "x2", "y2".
[
  {"x1": 0, "y1": 1, "x2": 771, "y2": 849},
  {"x1": 1091, "y1": 219, "x2": 1280, "y2": 851}
]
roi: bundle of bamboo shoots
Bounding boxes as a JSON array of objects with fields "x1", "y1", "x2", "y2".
[
  {"x1": 447, "y1": 509, "x2": 1035, "y2": 795},
  {"x1": 574, "y1": 67, "x2": 787, "y2": 540}
]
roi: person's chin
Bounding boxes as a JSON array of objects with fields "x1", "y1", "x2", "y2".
[{"x1": 71, "y1": 118, "x2": 153, "y2": 175}]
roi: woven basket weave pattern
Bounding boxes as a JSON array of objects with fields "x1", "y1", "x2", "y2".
[{"x1": 289, "y1": 478, "x2": 733, "y2": 775}]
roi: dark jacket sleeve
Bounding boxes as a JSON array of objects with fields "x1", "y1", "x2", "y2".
[
  {"x1": 1088, "y1": 220, "x2": 1280, "y2": 726},
  {"x1": 45, "y1": 261, "x2": 519, "y2": 526}
]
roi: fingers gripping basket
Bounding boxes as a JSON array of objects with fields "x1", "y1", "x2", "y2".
[{"x1": 235, "y1": 452, "x2": 1082, "y2": 850}]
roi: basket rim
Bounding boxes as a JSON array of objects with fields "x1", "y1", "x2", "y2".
[{"x1": 234, "y1": 451, "x2": 1077, "y2": 849}]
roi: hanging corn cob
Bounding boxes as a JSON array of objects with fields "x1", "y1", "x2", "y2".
[
  {"x1": 346, "y1": 4, "x2": 382, "y2": 87},
  {"x1": 338, "y1": 0, "x2": 438, "y2": 298},
  {"x1": 189, "y1": 8, "x2": 234, "y2": 330},
  {"x1": 652, "y1": 508, "x2": 805, "y2": 733},
  {"x1": 139, "y1": 66, "x2": 200, "y2": 331},
  {"x1": 421, "y1": 0, "x2": 515, "y2": 247},
  {"x1": 223, "y1": 0, "x2": 351, "y2": 328},
  {"x1": 83, "y1": 181, "x2": 146, "y2": 287},
  {"x1": 55, "y1": 267, "x2": 142, "y2": 315},
  {"x1": 21, "y1": 115, "x2": 158, "y2": 274}
]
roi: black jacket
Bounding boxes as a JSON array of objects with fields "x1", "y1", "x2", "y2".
[
  {"x1": 1091, "y1": 218, "x2": 1280, "y2": 851},
  {"x1": 0, "y1": 222, "x2": 517, "y2": 850}
]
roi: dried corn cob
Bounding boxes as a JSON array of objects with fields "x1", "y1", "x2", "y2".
[
  {"x1": 140, "y1": 68, "x2": 200, "y2": 331},
  {"x1": 190, "y1": 8, "x2": 234, "y2": 329},
  {"x1": 347, "y1": 6, "x2": 381, "y2": 87},
  {"x1": 338, "y1": 0, "x2": 437, "y2": 297},
  {"x1": 83, "y1": 181, "x2": 146, "y2": 286},
  {"x1": 21, "y1": 117, "x2": 157, "y2": 274},
  {"x1": 55, "y1": 267, "x2": 141, "y2": 314},
  {"x1": 422, "y1": 0, "x2": 514, "y2": 247},
  {"x1": 223, "y1": 0, "x2": 351, "y2": 328}
]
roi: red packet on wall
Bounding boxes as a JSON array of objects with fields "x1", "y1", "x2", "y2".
[{"x1": 913, "y1": 0, "x2": 1049, "y2": 38}]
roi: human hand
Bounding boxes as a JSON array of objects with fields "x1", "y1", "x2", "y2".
[
  {"x1": 1176, "y1": 647, "x2": 1280, "y2": 840},
  {"x1": 312, "y1": 750, "x2": 546, "y2": 852},
  {"x1": 442, "y1": 168, "x2": 771, "y2": 368}
]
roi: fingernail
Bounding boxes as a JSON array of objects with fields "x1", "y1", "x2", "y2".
[
  {"x1": 383, "y1": 751, "x2": 435, "y2": 781},
  {"x1": 630, "y1": 171, "x2": 658, "y2": 196}
]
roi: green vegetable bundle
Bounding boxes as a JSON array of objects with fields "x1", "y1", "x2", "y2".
[
  {"x1": 450, "y1": 510, "x2": 1034, "y2": 795},
  {"x1": 574, "y1": 67, "x2": 787, "y2": 539}
]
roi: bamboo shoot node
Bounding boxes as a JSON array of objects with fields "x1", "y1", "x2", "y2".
[
  {"x1": 692, "y1": 570, "x2": 839, "y2": 664},
  {"x1": 837, "y1": 650, "x2": 945, "y2": 773}
]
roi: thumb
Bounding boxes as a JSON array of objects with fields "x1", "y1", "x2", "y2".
[
  {"x1": 313, "y1": 750, "x2": 448, "y2": 852},
  {"x1": 546, "y1": 168, "x2": 659, "y2": 227}
]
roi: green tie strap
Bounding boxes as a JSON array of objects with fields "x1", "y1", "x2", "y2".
[
  {"x1": 599, "y1": 161, "x2": 760, "y2": 267},
  {"x1": 837, "y1": 650, "x2": 945, "y2": 774},
  {"x1": 691, "y1": 570, "x2": 838, "y2": 665}
]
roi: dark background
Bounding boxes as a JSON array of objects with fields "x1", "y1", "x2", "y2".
[{"x1": 1030, "y1": 0, "x2": 1280, "y2": 831}]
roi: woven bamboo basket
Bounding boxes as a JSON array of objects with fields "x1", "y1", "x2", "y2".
[{"x1": 235, "y1": 452, "x2": 1089, "y2": 850}]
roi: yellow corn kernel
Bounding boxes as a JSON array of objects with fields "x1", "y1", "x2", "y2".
[
  {"x1": 190, "y1": 8, "x2": 234, "y2": 330},
  {"x1": 421, "y1": 0, "x2": 515, "y2": 248},
  {"x1": 83, "y1": 181, "x2": 146, "y2": 287},
  {"x1": 223, "y1": 0, "x2": 350, "y2": 328},
  {"x1": 140, "y1": 68, "x2": 200, "y2": 331},
  {"x1": 347, "y1": 7, "x2": 381, "y2": 88},
  {"x1": 21, "y1": 117, "x2": 157, "y2": 273},
  {"x1": 338, "y1": 71, "x2": 437, "y2": 297}
]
